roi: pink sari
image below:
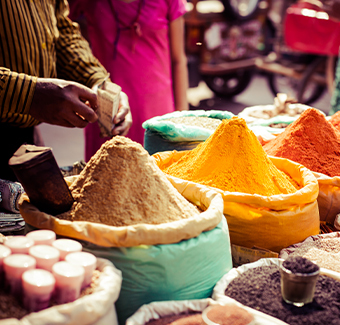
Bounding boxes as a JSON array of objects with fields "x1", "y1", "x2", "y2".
[{"x1": 69, "y1": 0, "x2": 186, "y2": 161}]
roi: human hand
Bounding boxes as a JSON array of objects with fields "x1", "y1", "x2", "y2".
[
  {"x1": 111, "y1": 91, "x2": 132, "y2": 136},
  {"x1": 30, "y1": 78, "x2": 98, "y2": 128}
]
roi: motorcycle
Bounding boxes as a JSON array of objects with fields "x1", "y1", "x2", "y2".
[
  {"x1": 185, "y1": 0, "x2": 273, "y2": 98},
  {"x1": 255, "y1": 0, "x2": 340, "y2": 105}
]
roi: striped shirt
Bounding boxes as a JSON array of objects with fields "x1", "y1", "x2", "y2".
[{"x1": 0, "y1": 0, "x2": 108, "y2": 127}]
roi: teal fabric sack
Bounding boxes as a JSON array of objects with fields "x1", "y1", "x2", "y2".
[
  {"x1": 143, "y1": 129, "x2": 203, "y2": 155},
  {"x1": 80, "y1": 218, "x2": 232, "y2": 325},
  {"x1": 142, "y1": 110, "x2": 234, "y2": 155}
]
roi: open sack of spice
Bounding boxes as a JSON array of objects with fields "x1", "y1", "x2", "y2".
[
  {"x1": 212, "y1": 257, "x2": 340, "y2": 325},
  {"x1": 142, "y1": 110, "x2": 234, "y2": 155},
  {"x1": 154, "y1": 116, "x2": 320, "y2": 254},
  {"x1": 18, "y1": 136, "x2": 233, "y2": 324},
  {"x1": 238, "y1": 94, "x2": 328, "y2": 145},
  {"x1": 18, "y1": 136, "x2": 224, "y2": 247},
  {"x1": 0, "y1": 253, "x2": 122, "y2": 325},
  {"x1": 263, "y1": 107, "x2": 340, "y2": 226},
  {"x1": 125, "y1": 297, "x2": 287, "y2": 325},
  {"x1": 238, "y1": 93, "x2": 315, "y2": 125},
  {"x1": 279, "y1": 232, "x2": 340, "y2": 274}
]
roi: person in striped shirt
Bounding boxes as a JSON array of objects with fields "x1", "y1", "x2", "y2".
[{"x1": 0, "y1": 0, "x2": 132, "y2": 181}]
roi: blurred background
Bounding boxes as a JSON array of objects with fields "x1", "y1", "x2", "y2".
[{"x1": 38, "y1": 0, "x2": 334, "y2": 167}]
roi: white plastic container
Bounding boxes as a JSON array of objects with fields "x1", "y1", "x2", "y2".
[
  {"x1": 29, "y1": 245, "x2": 60, "y2": 272},
  {"x1": 0, "y1": 244, "x2": 11, "y2": 283},
  {"x1": 3, "y1": 254, "x2": 36, "y2": 297},
  {"x1": 65, "y1": 251, "x2": 97, "y2": 288},
  {"x1": 4, "y1": 236, "x2": 34, "y2": 254},
  {"x1": 26, "y1": 229, "x2": 56, "y2": 246},
  {"x1": 52, "y1": 261, "x2": 84, "y2": 304},
  {"x1": 52, "y1": 239, "x2": 82, "y2": 260},
  {"x1": 22, "y1": 269, "x2": 55, "y2": 312}
]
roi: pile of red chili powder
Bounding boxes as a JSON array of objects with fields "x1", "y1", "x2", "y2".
[
  {"x1": 329, "y1": 111, "x2": 340, "y2": 131},
  {"x1": 263, "y1": 108, "x2": 340, "y2": 177}
]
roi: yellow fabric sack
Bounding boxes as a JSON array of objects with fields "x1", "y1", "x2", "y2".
[
  {"x1": 312, "y1": 172, "x2": 340, "y2": 225},
  {"x1": 19, "y1": 176, "x2": 224, "y2": 247},
  {"x1": 153, "y1": 151, "x2": 320, "y2": 253}
]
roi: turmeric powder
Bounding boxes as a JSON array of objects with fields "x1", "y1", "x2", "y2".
[{"x1": 162, "y1": 117, "x2": 298, "y2": 196}]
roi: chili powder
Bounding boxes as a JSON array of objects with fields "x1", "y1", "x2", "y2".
[
  {"x1": 264, "y1": 108, "x2": 340, "y2": 177},
  {"x1": 329, "y1": 111, "x2": 340, "y2": 131}
]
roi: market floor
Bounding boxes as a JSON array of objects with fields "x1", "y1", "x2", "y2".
[{"x1": 38, "y1": 72, "x2": 332, "y2": 168}]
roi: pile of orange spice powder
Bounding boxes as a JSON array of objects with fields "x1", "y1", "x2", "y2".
[
  {"x1": 264, "y1": 108, "x2": 340, "y2": 177},
  {"x1": 329, "y1": 111, "x2": 340, "y2": 131},
  {"x1": 162, "y1": 117, "x2": 298, "y2": 196}
]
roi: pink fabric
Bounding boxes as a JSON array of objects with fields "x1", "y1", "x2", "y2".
[{"x1": 69, "y1": 0, "x2": 186, "y2": 161}]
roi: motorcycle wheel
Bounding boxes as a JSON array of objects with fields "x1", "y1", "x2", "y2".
[
  {"x1": 297, "y1": 56, "x2": 329, "y2": 105},
  {"x1": 267, "y1": 69, "x2": 325, "y2": 106},
  {"x1": 221, "y1": 0, "x2": 261, "y2": 21},
  {"x1": 203, "y1": 70, "x2": 253, "y2": 98}
]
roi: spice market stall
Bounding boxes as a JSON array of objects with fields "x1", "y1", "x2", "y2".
[{"x1": 4, "y1": 99, "x2": 340, "y2": 325}]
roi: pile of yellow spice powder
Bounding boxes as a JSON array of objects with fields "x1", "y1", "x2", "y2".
[
  {"x1": 162, "y1": 117, "x2": 299, "y2": 196},
  {"x1": 59, "y1": 136, "x2": 200, "y2": 226}
]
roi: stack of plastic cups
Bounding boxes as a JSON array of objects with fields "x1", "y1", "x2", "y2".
[{"x1": 1, "y1": 230, "x2": 99, "y2": 312}]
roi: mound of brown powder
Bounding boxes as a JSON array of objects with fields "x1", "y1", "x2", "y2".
[
  {"x1": 264, "y1": 108, "x2": 340, "y2": 177},
  {"x1": 59, "y1": 137, "x2": 199, "y2": 226}
]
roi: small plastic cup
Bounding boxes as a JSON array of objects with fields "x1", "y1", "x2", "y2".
[
  {"x1": 26, "y1": 229, "x2": 56, "y2": 246},
  {"x1": 4, "y1": 236, "x2": 34, "y2": 254},
  {"x1": 0, "y1": 245, "x2": 11, "y2": 285},
  {"x1": 65, "y1": 252, "x2": 97, "y2": 289},
  {"x1": 22, "y1": 269, "x2": 56, "y2": 312},
  {"x1": 280, "y1": 257, "x2": 320, "y2": 307},
  {"x1": 29, "y1": 245, "x2": 60, "y2": 272},
  {"x1": 3, "y1": 254, "x2": 36, "y2": 297},
  {"x1": 52, "y1": 239, "x2": 82, "y2": 260},
  {"x1": 52, "y1": 261, "x2": 85, "y2": 304}
]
